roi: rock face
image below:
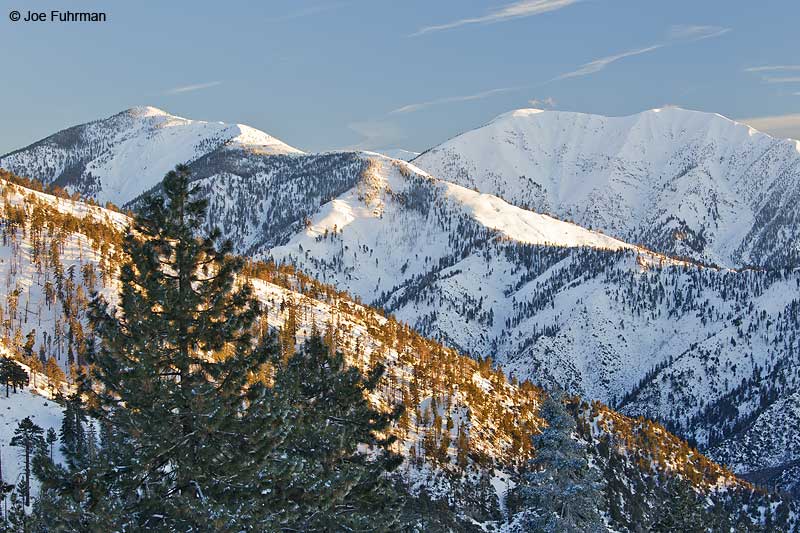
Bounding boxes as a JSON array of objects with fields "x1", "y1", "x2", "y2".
[{"x1": 414, "y1": 107, "x2": 800, "y2": 268}]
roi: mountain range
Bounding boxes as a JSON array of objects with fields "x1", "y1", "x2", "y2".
[
  {"x1": 2, "y1": 105, "x2": 800, "y2": 524},
  {"x1": 0, "y1": 106, "x2": 301, "y2": 206},
  {"x1": 0, "y1": 168, "x2": 780, "y2": 530},
  {"x1": 415, "y1": 107, "x2": 800, "y2": 269}
]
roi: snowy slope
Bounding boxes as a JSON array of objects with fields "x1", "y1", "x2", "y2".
[
  {"x1": 257, "y1": 154, "x2": 800, "y2": 495},
  {"x1": 0, "y1": 174, "x2": 769, "y2": 529},
  {"x1": 0, "y1": 386, "x2": 63, "y2": 500},
  {"x1": 267, "y1": 154, "x2": 645, "y2": 298},
  {"x1": 414, "y1": 107, "x2": 800, "y2": 268},
  {"x1": 710, "y1": 391, "x2": 800, "y2": 496},
  {"x1": 134, "y1": 147, "x2": 635, "y2": 259},
  {"x1": 0, "y1": 106, "x2": 302, "y2": 205},
  {"x1": 181, "y1": 152, "x2": 369, "y2": 255},
  {"x1": 3, "y1": 108, "x2": 800, "y2": 499}
]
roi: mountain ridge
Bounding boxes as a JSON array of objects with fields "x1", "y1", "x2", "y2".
[
  {"x1": 414, "y1": 106, "x2": 800, "y2": 269},
  {"x1": 0, "y1": 106, "x2": 303, "y2": 206},
  {"x1": 4, "y1": 107, "x2": 800, "y2": 499}
]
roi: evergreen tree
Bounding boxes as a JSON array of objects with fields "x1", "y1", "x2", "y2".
[
  {"x1": 73, "y1": 164, "x2": 288, "y2": 530},
  {"x1": 22, "y1": 330, "x2": 36, "y2": 360},
  {"x1": 58, "y1": 391, "x2": 86, "y2": 462},
  {"x1": 267, "y1": 333, "x2": 405, "y2": 531},
  {"x1": 10, "y1": 417, "x2": 45, "y2": 506},
  {"x1": 0, "y1": 358, "x2": 28, "y2": 397},
  {"x1": 399, "y1": 487, "x2": 479, "y2": 532},
  {"x1": 45, "y1": 429, "x2": 57, "y2": 461},
  {"x1": 44, "y1": 356, "x2": 65, "y2": 387},
  {"x1": 4, "y1": 491, "x2": 27, "y2": 532},
  {"x1": 30, "y1": 165, "x2": 415, "y2": 531},
  {"x1": 513, "y1": 392, "x2": 605, "y2": 533},
  {"x1": 648, "y1": 477, "x2": 744, "y2": 532}
]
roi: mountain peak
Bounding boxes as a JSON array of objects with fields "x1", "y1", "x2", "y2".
[
  {"x1": 416, "y1": 105, "x2": 800, "y2": 269},
  {"x1": 0, "y1": 107, "x2": 302, "y2": 205},
  {"x1": 490, "y1": 105, "x2": 736, "y2": 125},
  {"x1": 123, "y1": 105, "x2": 172, "y2": 118},
  {"x1": 487, "y1": 106, "x2": 782, "y2": 143}
]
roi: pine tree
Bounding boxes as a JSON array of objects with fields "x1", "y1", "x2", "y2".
[
  {"x1": 45, "y1": 429, "x2": 57, "y2": 462},
  {"x1": 75, "y1": 164, "x2": 288, "y2": 530},
  {"x1": 4, "y1": 491, "x2": 27, "y2": 532},
  {"x1": 10, "y1": 417, "x2": 45, "y2": 506},
  {"x1": 267, "y1": 333, "x2": 405, "y2": 531},
  {"x1": 0, "y1": 358, "x2": 28, "y2": 397},
  {"x1": 58, "y1": 391, "x2": 87, "y2": 462},
  {"x1": 22, "y1": 330, "x2": 35, "y2": 360},
  {"x1": 456, "y1": 423, "x2": 470, "y2": 469},
  {"x1": 513, "y1": 392, "x2": 605, "y2": 533},
  {"x1": 44, "y1": 356, "x2": 65, "y2": 388}
]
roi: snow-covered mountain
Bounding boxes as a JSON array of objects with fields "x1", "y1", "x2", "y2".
[
  {"x1": 237, "y1": 152, "x2": 799, "y2": 497},
  {"x1": 413, "y1": 107, "x2": 800, "y2": 269},
  {"x1": 710, "y1": 391, "x2": 800, "y2": 495},
  {"x1": 4, "y1": 107, "x2": 800, "y2": 500},
  {"x1": 0, "y1": 106, "x2": 302, "y2": 206},
  {"x1": 2, "y1": 170, "x2": 785, "y2": 530}
]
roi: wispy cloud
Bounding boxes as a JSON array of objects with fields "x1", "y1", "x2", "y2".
[
  {"x1": 391, "y1": 23, "x2": 730, "y2": 114},
  {"x1": 551, "y1": 24, "x2": 730, "y2": 81},
  {"x1": 763, "y1": 76, "x2": 800, "y2": 84},
  {"x1": 739, "y1": 113, "x2": 800, "y2": 141},
  {"x1": 411, "y1": 0, "x2": 579, "y2": 36},
  {"x1": 165, "y1": 81, "x2": 222, "y2": 95},
  {"x1": 553, "y1": 45, "x2": 663, "y2": 81},
  {"x1": 667, "y1": 24, "x2": 731, "y2": 41},
  {"x1": 743, "y1": 65, "x2": 800, "y2": 73},
  {"x1": 744, "y1": 64, "x2": 800, "y2": 86},
  {"x1": 390, "y1": 87, "x2": 523, "y2": 114}
]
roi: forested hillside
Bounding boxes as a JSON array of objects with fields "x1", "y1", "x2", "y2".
[{"x1": 0, "y1": 168, "x2": 793, "y2": 530}]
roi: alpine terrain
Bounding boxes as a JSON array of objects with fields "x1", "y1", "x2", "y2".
[
  {"x1": 1, "y1": 107, "x2": 799, "y2": 530},
  {"x1": 414, "y1": 107, "x2": 800, "y2": 269}
]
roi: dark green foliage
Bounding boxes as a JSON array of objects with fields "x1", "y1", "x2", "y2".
[
  {"x1": 29, "y1": 165, "x2": 407, "y2": 532},
  {"x1": 645, "y1": 477, "x2": 762, "y2": 532},
  {"x1": 4, "y1": 491, "x2": 28, "y2": 532},
  {"x1": 45, "y1": 428, "x2": 57, "y2": 460},
  {"x1": 266, "y1": 333, "x2": 405, "y2": 531},
  {"x1": 22, "y1": 330, "x2": 36, "y2": 359},
  {"x1": 75, "y1": 164, "x2": 284, "y2": 530},
  {"x1": 649, "y1": 478, "x2": 712, "y2": 532},
  {"x1": 398, "y1": 487, "x2": 482, "y2": 532},
  {"x1": 10, "y1": 416, "x2": 45, "y2": 506},
  {"x1": 0, "y1": 358, "x2": 28, "y2": 397},
  {"x1": 57, "y1": 391, "x2": 87, "y2": 464}
]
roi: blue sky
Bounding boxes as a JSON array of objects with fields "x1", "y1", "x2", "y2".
[{"x1": 1, "y1": 0, "x2": 798, "y2": 154}]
